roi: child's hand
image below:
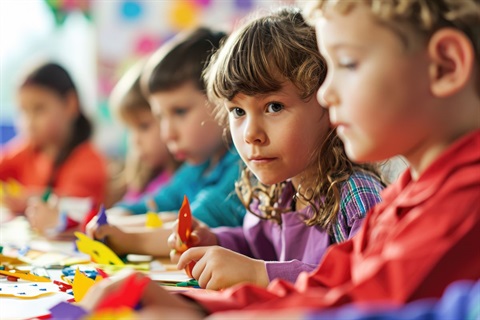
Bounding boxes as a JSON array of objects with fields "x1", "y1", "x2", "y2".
[
  {"x1": 89, "y1": 223, "x2": 130, "y2": 256},
  {"x1": 25, "y1": 201, "x2": 60, "y2": 235},
  {"x1": 85, "y1": 215, "x2": 100, "y2": 238},
  {"x1": 177, "y1": 246, "x2": 269, "y2": 290},
  {"x1": 3, "y1": 194, "x2": 29, "y2": 215},
  {"x1": 167, "y1": 218, "x2": 218, "y2": 263},
  {"x1": 79, "y1": 270, "x2": 204, "y2": 319}
]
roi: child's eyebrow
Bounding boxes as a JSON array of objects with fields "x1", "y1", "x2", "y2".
[{"x1": 326, "y1": 43, "x2": 365, "y2": 52}]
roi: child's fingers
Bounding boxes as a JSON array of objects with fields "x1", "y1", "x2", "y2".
[
  {"x1": 24, "y1": 204, "x2": 38, "y2": 226},
  {"x1": 167, "y1": 232, "x2": 178, "y2": 250},
  {"x1": 196, "y1": 261, "x2": 212, "y2": 289},
  {"x1": 191, "y1": 218, "x2": 200, "y2": 229},
  {"x1": 189, "y1": 232, "x2": 201, "y2": 246},
  {"x1": 93, "y1": 225, "x2": 111, "y2": 239},
  {"x1": 169, "y1": 249, "x2": 181, "y2": 264},
  {"x1": 85, "y1": 216, "x2": 98, "y2": 238},
  {"x1": 176, "y1": 247, "x2": 209, "y2": 270}
]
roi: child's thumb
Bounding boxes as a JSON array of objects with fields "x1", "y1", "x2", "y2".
[
  {"x1": 190, "y1": 232, "x2": 201, "y2": 246},
  {"x1": 94, "y1": 225, "x2": 109, "y2": 239}
]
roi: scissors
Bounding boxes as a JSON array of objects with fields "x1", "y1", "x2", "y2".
[{"x1": 176, "y1": 196, "x2": 196, "y2": 278}]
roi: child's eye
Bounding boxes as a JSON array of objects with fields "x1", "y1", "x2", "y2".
[
  {"x1": 266, "y1": 102, "x2": 284, "y2": 113},
  {"x1": 173, "y1": 107, "x2": 189, "y2": 116},
  {"x1": 138, "y1": 122, "x2": 151, "y2": 131},
  {"x1": 338, "y1": 61, "x2": 358, "y2": 70},
  {"x1": 229, "y1": 107, "x2": 246, "y2": 118}
]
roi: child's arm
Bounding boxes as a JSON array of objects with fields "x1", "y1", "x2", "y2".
[
  {"x1": 0, "y1": 138, "x2": 25, "y2": 181},
  {"x1": 335, "y1": 172, "x2": 384, "y2": 242},
  {"x1": 190, "y1": 184, "x2": 246, "y2": 228},
  {"x1": 90, "y1": 224, "x2": 173, "y2": 257},
  {"x1": 212, "y1": 226, "x2": 253, "y2": 255}
]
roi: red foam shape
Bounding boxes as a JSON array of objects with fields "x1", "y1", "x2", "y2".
[{"x1": 95, "y1": 273, "x2": 150, "y2": 311}]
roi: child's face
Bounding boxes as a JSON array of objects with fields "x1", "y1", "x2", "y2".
[
  {"x1": 149, "y1": 82, "x2": 224, "y2": 165},
  {"x1": 316, "y1": 5, "x2": 433, "y2": 162},
  {"x1": 227, "y1": 81, "x2": 329, "y2": 186},
  {"x1": 122, "y1": 109, "x2": 171, "y2": 168},
  {"x1": 17, "y1": 85, "x2": 76, "y2": 148}
]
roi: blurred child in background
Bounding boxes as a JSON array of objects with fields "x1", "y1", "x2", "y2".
[
  {"x1": 88, "y1": 28, "x2": 246, "y2": 256},
  {"x1": 0, "y1": 62, "x2": 107, "y2": 234},
  {"x1": 103, "y1": 60, "x2": 179, "y2": 208}
]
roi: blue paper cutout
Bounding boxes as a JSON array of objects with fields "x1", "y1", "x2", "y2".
[
  {"x1": 96, "y1": 205, "x2": 108, "y2": 226},
  {"x1": 49, "y1": 302, "x2": 88, "y2": 320}
]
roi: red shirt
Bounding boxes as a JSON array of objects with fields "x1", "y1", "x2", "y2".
[
  {"x1": 184, "y1": 130, "x2": 480, "y2": 315},
  {"x1": 0, "y1": 139, "x2": 107, "y2": 214}
]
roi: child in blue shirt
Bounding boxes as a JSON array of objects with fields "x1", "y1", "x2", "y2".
[
  {"x1": 88, "y1": 28, "x2": 245, "y2": 256},
  {"x1": 117, "y1": 149, "x2": 242, "y2": 227}
]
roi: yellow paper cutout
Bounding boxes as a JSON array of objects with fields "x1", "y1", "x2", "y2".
[
  {"x1": 5, "y1": 179, "x2": 22, "y2": 197},
  {"x1": 85, "y1": 307, "x2": 135, "y2": 320},
  {"x1": 97, "y1": 263, "x2": 150, "y2": 274},
  {"x1": 72, "y1": 268, "x2": 103, "y2": 303},
  {"x1": 0, "y1": 292, "x2": 54, "y2": 299},
  {"x1": 0, "y1": 254, "x2": 27, "y2": 267},
  {"x1": 75, "y1": 232, "x2": 125, "y2": 266},
  {"x1": 0, "y1": 270, "x2": 50, "y2": 282},
  {"x1": 145, "y1": 212, "x2": 163, "y2": 228}
]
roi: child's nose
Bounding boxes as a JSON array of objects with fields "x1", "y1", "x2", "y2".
[
  {"x1": 244, "y1": 118, "x2": 266, "y2": 145},
  {"x1": 161, "y1": 121, "x2": 177, "y2": 143},
  {"x1": 317, "y1": 74, "x2": 338, "y2": 109}
]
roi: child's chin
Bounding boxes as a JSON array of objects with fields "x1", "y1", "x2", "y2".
[
  {"x1": 345, "y1": 146, "x2": 384, "y2": 164},
  {"x1": 256, "y1": 176, "x2": 282, "y2": 186}
]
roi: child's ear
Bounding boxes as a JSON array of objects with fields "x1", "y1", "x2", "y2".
[{"x1": 428, "y1": 28, "x2": 475, "y2": 97}]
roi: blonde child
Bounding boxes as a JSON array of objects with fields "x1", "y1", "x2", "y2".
[
  {"x1": 79, "y1": 0, "x2": 480, "y2": 318},
  {"x1": 0, "y1": 62, "x2": 107, "y2": 234},
  {"x1": 88, "y1": 28, "x2": 246, "y2": 256},
  {"x1": 107, "y1": 61, "x2": 178, "y2": 205},
  {"x1": 165, "y1": 8, "x2": 384, "y2": 290}
]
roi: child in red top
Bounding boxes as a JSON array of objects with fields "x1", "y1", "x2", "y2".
[
  {"x1": 79, "y1": 1, "x2": 480, "y2": 318},
  {"x1": 0, "y1": 62, "x2": 107, "y2": 234}
]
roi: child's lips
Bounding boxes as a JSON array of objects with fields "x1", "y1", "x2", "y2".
[
  {"x1": 173, "y1": 151, "x2": 187, "y2": 161},
  {"x1": 248, "y1": 156, "x2": 277, "y2": 164}
]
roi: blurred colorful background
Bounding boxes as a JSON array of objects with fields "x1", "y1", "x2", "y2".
[{"x1": 0, "y1": 0, "x2": 294, "y2": 155}]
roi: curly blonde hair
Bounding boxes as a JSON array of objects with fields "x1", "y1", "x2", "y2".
[
  {"x1": 306, "y1": 0, "x2": 480, "y2": 65},
  {"x1": 204, "y1": 7, "x2": 383, "y2": 228}
]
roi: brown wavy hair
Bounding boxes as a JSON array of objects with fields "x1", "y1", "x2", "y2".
[{"x1": 204, "y1": 7, "x2": 384, "y2": 228}]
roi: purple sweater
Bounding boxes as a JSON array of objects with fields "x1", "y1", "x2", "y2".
[{"x1": 213, "y1": 171, "x2": 384, "y2": 283}]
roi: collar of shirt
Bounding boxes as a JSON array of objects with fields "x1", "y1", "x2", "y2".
[{"x1": 380, "y1": 129, "x2": 480, "y2": 211}]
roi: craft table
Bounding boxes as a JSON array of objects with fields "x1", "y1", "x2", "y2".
[{"x1": 0, "y1": 210, "x2": 193, "y2": 320}]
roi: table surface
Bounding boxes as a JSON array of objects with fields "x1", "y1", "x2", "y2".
[{"x1": 0, "y1": 210, "x2": 195, "y2": 320}]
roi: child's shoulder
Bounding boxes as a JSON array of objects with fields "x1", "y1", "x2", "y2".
[
  {"x1": 71, "y1": 142, "x2": 105, "y2": 164},
  {"x1": 337, "y1": 171, "x2": 384, "y2": 220},
  {"x1": 63, "y1": 142, "x2": 106, "y2": 177},
  {"x1": 340, "y1": 170, "x2": 385, "y2": 199},
  {"x1": 0, "y1": 138, "x2": 36, "y2": 163}
]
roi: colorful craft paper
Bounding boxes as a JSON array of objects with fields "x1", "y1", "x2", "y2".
[
  {"x1": 74, "y1": 232, "x2": 124, "y2": 266},
  {"x1": 72, "y1": 268, "x2": 103, "y2": 303}
]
